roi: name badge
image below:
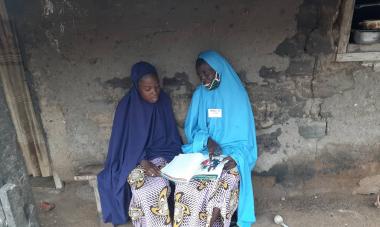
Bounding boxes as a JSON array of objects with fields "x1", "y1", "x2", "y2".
[{"x1": 208, "y1": 109, "x2": 222, "y2": 118}]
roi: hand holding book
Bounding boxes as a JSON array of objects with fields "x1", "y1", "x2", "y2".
[
  {"x1": 140, "y1": 160, "x2": 161, "y2": 177},
  {"x1": 160, "y1": 153, "x2": 228, "y2": 183},
  {"x1": 207, "y1": 138, "x2": 236, "y2": 170},
  {"x1": 222, "y1": 156, "x2": 237, "y2": 170},
  {"x1": 207, "y1": 137, "x2": 221, "y2": 160}
]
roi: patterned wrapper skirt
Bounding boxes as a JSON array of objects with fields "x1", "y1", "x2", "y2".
[
  {"x1": 173, "y1": 167, "x2": 240, "y2": 227},
  {"x1": 128, "y1": 158, "x2": 240, "y2": 227},
  {"x1": 128, "y1": 157, "x2": 172, "y2": 227}
]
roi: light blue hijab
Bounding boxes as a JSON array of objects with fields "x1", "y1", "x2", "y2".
[{"x1": 182, "y1": 50, "x2": 258, "y2": 226}]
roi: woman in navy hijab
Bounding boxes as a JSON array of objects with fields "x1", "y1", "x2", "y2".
[{"x1": 97, "y1": 62, "x2": 182, "y2": 226}]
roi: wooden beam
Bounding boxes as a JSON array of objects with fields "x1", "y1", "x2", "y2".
[
  {"x1": 337, "y1": 0, "x2": 355, "y2": 54},
  {"x1": 0, "y1": 0, "x2": 52, "y2": 177},
  {"x1": 347, "y1": 43, "x2": 380, "y2": 52},
  {"x1": 336, "y1": 52, "x2": 380, "y2": 62}
]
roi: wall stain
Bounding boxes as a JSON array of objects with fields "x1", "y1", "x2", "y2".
[
  {"x1": 257, "y1": 128, "x2": 282, "y2": 155},
  {"x1": 104, "y1": 77, "x2": 131, "y2": 89}
]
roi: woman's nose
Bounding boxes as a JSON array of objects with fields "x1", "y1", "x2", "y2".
[{"x1": 152, "y1": 88, "x2": 159, "y2": 96}]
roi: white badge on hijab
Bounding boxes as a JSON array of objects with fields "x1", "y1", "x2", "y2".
[{"x1": 208, "y1": 109, "x2": 222, "y2": 118}]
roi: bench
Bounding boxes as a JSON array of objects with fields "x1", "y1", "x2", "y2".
[
  {"x1": 74, "y1": 164, "x2": 134, "y2": 227},
  {"x1": 73, "y1": 164, "x2": 103, "y2": 219}
]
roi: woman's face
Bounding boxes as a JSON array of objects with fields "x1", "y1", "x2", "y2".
[
  {"x1": 138, "y1": 74, "x2": 160, "y2": 103},
  {"x1": 196, "y1": 62, "x2": 216, "y2": 86}
]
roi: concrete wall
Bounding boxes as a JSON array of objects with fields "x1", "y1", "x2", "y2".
[{"x1": 8, "y1": 0, "x2": 380, "y2": 181}]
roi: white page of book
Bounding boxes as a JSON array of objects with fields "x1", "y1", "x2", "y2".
[
  {"x1": 161, "y1": 153, "x2": 206, "y2": 181},
  {"x1": 161, "y1": 153, "x2": 226, "y2": 182}
]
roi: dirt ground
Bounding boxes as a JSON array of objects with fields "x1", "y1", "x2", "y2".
[{"x1": 32, "y1": 175, "x2": 380, "y2": 227}]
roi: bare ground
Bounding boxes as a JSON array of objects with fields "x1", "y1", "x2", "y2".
[{"x1": 32, "y1": 175, "x2": 380, "y2": 227}]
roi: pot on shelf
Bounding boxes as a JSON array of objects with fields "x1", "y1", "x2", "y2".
[{"x1": 352, "y1": 29, "x2": 380, "y2": 44}]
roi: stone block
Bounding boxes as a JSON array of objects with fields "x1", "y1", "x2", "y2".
[
  {"x1": 373, "y1": 63, "x2": 380, "y2": 72},
  {"x1": 0, "y1": 183, "x2": 28, "y2": 227},
  {"x1": 254, "y1": 101, "x2": 279, "y2": 129},
  {"x1": 353, "y1": 174, "x2": 380, "y2": 195},
  {"x1": 257, "y1": 128, "x2": 282, "y2": 154},
  {"x1": 298, "y1": 120, "x2": 327, "y2": 139},
  {"x1": 312, "y1": 70, "x2": 355, "y2": 99},
  {"x1": 286, "y1": 55, "x2": 316, "y2": 77},
  {"x1": 275, "y1": 34, "x2": 306, "y2": 58},
  {"x1": 259, "y1": 66, "x2": 282, "y2": 79},
  {"x1": 305, "y1": 30, "x2": 333, "y2": 55},
  {"x1": 0, "y1": 203, "x2": 6, "y2": 227}
]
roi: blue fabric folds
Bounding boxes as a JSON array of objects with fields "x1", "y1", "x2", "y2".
[
  {"x1": 182, "y1": 51, "x2": 258, "y2": 227},
  {"x1": 97, "y1": 62, "x2": 182, "y2": 224}
]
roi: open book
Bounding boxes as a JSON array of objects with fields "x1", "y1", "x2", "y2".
[{"x1": 160, "y1": 153, "x2": 226, "y2": 183}]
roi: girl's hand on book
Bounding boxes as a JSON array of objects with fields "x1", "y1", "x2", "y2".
[
  {"x1": 140, "y1": 160, "x2": 161, "y2": 177},
  {"x1": 207, "y1": 138, "x2": 222, "y2": 160},
  {"x1": 222, "y1": 156, "x2": 237, "y2": 170}
]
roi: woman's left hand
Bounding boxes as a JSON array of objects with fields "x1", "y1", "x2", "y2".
[
  {"x1": 222, "y1": 156, "x2": 237, "y2": 170},
  {"x1": 207, "y1": 137, "x2": 222, "y2": 160},
  {"x1": 140, "y1": 160, "x2": 161, "y2": 177}
]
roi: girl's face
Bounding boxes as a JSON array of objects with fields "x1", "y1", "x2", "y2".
[
  {"x1": 196, "y1": 62, "x2": 216, "y2": 86},
  {"x1": 138, "y1": 74, "x2": 160, "y2": 103}
]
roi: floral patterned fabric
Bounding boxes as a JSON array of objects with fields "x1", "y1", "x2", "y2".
[
  {"x1": 128, "y1": 158, "x2": 172, "y2": 227},
  {"x1": 128, "y1": 158, "x2": 239, "y2": 227},
  {"x1": 173, "y1": 168, "x2": 240, "y2": 227}
]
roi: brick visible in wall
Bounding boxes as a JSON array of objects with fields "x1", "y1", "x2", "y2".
[
  {"x1": 286, "y1": 55, "x2": 316, "y2": 77},
  {"x1": 298, "y1": 120, "x2": 327, "y2": 139},
  {"x1": 104, "y1": 77, "x2": 131, "y2": 89},
  {"x1": 257, "y1": 128, "x2": 282, "y2": 154},
  {"x1": 259, "y1": 66, "x2": 282, "y2": 79}
]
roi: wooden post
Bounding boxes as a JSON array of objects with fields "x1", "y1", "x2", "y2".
[
  {"x1": 0, "y1": 0, "x2": 52, "y2": 177},
  {"x1": 336, "y1": 0, "x2": 355, "y2": 54}
]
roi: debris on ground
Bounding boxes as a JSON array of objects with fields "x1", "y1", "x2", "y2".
[
  {"x1": 39, "y1": 201, "x2": 55, "y2": 212},
  {"x1": 375, "y1": 194, "x2": 380, "y2": 208},
  {"x1": 274, "y1": 214, "x2": 289, "y2": 227},
  {"x1": 352, "y1": 174, "x2": 380, "y2": 195}
]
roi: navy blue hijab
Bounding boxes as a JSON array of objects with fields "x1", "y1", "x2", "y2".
[{"x1": 97, "y1": 62, "x2": 182, "y2": 224}]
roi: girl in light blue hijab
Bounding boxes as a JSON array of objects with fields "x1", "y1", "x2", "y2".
[{"x1": 175, "y1": 50, "x2": 258, "y2": 227}]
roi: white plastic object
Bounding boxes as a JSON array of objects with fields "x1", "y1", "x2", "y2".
[{"x1": 274, "y1": 215, "x2": 289, "y2": 227}]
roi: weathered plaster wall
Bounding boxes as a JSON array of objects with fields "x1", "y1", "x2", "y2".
[{"x1": 8, "y1": 0, "x2": 380, "y2": 181}]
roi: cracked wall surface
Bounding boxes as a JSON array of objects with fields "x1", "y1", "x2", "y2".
[{"x1": 6, "y1": 0, "x2": 380, "y2": 182}]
